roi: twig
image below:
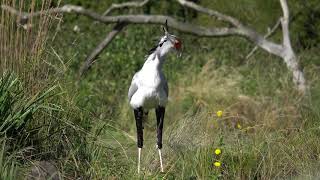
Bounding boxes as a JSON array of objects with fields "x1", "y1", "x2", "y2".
[
  {"x1": 79, "y1": 22, "x2": 127, "y2": 77},
  {"x1": 103, "y1": 0, "x2": 150, "y2": 16},
  {"x1": 245, "y1": 8, "x2": 303, "y2": 60},
  {"x1": 246, "y1": 19, "x2": 281, "y2": 59}
]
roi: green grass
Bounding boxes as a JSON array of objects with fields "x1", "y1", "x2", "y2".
[{"x1": 0, "y1": 139, "x2": 18, "y2": 180}]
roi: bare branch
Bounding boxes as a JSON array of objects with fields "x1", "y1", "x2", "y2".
[
  {"x1": 5, "y1": 3, "x2": 284, "y2": 55},
  {"x1": 280, "y1": 0, "x2": 290, "y2": 19},
  {"x1": 1, "y1": 4, "x2": 283, "y2": 53},
  {"x1": 279, "y1": 0, "x2": 307, "y2": 93},
  {"x1": 1, "y1": 4, "x2": 241, "y2": 37},
  {"x1": 1, "y1": 4, "x2": 62, "y2": 19},
  {"x1": 1, "y1": 4, "x2": 282, "y2": 64},
  {"x1": 175, "y1": 1, "x2": 283, "y2": 56},
  {"x1": 79, "y1": 22, "x2": 127, "y2": 77},
  {"x1": 246, "y1": 18, "x2": 281, "y2": 59},
  {"x1": 103, "y1": 0, "x2": 150, "y2": 16},
  {"x1": 246, "y1": 7, "x2": 303, "y2": 60},
  {"x1": 279, "y1": 0, "x2": 291, "y2": 49}
]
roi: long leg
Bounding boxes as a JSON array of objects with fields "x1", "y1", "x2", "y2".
[
  {"x1": 155, "y1": 106, "x2": 165, "y2": 172},
  {"x1": 134, "y1": 107, "x2": 144, "y2": 173}
]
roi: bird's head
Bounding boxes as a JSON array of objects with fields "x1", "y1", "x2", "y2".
[{"x1": 155, "y1": 20, "x2": 182, "y2": 58}]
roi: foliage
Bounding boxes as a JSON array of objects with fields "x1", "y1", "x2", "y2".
[
  {"x1": 0, "y1": 72, "x2": 57, "y2": 137},
  {"x1": 0, "y1": 139, "x2": 18, "y2": 180},
  {"x1": 291, "y1": 0, "x2": 320, "y2": 50}
]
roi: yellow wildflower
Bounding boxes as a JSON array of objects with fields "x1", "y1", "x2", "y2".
[
  {"x1": 214, "y1": 161, "x2": 221, "y2": 167},
  {"x1": 237, "y1": 123, "x2": 242, "y2": 129},
  {"x1": 214, "y1": 148, "x2": 221, "y2": 155},
  {"x1": 216, "y1": 110, "x2": 223, "y2": 117}
]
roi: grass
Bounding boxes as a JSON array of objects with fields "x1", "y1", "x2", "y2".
[
  {"x1": 0, "y1": 139, "x2": 18, "y2": 180},
  {"x1": 0, "y1": 0, "x2": 320, "y2": 179}
]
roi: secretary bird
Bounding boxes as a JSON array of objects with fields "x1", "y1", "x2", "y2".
[{"x1": 128, "y1": 21, "x2": 182, "y2": 173}]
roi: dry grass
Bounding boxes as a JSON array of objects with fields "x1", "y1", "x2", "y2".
[
  {"x1": 111, "y1": 56, "x2": 320, "y2": 178},
  {"x1": 0, "y1": 0, "x2": 60, "y2": 93},
  {"x1": 124, "y1": 59, "x2": 320, "y2": 179}
]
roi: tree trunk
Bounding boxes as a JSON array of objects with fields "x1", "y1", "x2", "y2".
[{"x1": 282, "y1": 50, "x2": 307, "y2": 93}]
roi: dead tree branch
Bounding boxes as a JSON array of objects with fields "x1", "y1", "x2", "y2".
[
  {"x1": 1, "y1": 5, "x2": 240, "y2": 37},
  {"x1": 103, "y1": 0, "x2": 150, "y2": 16},
  {"x1": 81, "y1": 0, "x2": 149, "y2": 76},
  {"x1": 246, "y1": 19, "x2": 281, "y2": 59},
  {"x1": 0, "y1": 4, "x2": 281, "y2": 54},
  {"x1": 176, "y1": 0, "x2": 283, "y2": 57},
  {"x1": 245, "y1": 9, "x2": 302, "y2": 60},
  {"x1": 79, "y1": 22, "x2": 127, "y2": 76},
  {"x1": 82, "y1": 0, "x2": 149, "y2": 75}
]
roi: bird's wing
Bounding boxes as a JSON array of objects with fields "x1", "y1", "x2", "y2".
[{"x1": 128, "y1": 73, "x2": 139, "y2": 101}]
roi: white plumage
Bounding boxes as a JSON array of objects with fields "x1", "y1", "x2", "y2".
[{"x1": 129, "y1": 53, "x2": 168, "y2": 110}]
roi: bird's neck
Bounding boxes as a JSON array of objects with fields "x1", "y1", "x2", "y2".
[{"x1": 142, "y1": 51, "x2": 166, "y2": 71}]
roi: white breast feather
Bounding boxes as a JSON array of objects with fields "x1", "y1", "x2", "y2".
[{"x1": 130, "y1": 66, "x2": 168, "y2": 109}]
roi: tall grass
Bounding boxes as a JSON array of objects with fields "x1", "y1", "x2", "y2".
[
  {"x1": 0, "y1": 139, "x2": 18, "y2": 180},
  {"x1": 0, "y1": 0, "x2": 58, "y2": 176},
  {"x1": 0, "y1": 0, "x2": 58, "y2": 93},
  {"x1": 0, "y1": 2, "x2": 125, "y2": 178},
  {"x1": 0, "y1": 0, "x2": 89, "y2": 178},
  {"x1": 0, "y1": 72, "x2": 57, "y2": 136},
  {"x1": 0, "y1": 71, "x2": 62, "y2": 178}
]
